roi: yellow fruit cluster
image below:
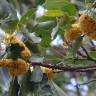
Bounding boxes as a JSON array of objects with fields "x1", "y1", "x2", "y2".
[
  {"x1": 0, "y1": 58, "x2": 29, "y2": 76},
  {"x1": 41, "y1": 67, "x2": 54, "y2": 80},
  {"x1": 64, "y1": 14, "x2": 96, "y2": 42},
  {"x1": 79, "y1": 14, "x2": 96, "y2": 34},
  {"x1": 64, "y1": 23, "x2": 82, "y2": 43},
  {"x1": 2, "y1": 35, "x2": 32, "y2": 76},
  {"x1": 4, "y1": 35, "x2": 31, "y2": 59},
  {"x1": 79, "y1": 14, "x2": 96, "y2": 40}
]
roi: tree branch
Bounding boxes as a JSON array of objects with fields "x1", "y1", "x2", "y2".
[{"x1": 28, "y1": 61, "x2": 96, "y2": 72}]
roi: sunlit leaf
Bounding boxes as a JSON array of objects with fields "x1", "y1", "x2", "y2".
[
  {"x1": 44, "y1": 0, "x2": 77, "y2": 16},
  {"x1": 44, "y1": 10, "x2": 65, "y2": 17}
]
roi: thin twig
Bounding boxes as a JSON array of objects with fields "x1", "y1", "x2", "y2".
[
  {"x1": 81, "y1": 46, "x2": 96, "y2": 62},
  {"x1": 81, "y1": 46, "x2": 90, "y2": 57},
  {"x1": 77, "y1": 79, "x2": 96, "y2": 86},
  {"x1": 77, "y1": 51, "x2": 87, "y2": 58}
]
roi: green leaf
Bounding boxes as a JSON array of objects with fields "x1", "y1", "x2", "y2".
[
  {"x1": 64, "y1": 57, "x2": 93, "y2": 65},
  {"x1": 62, "y1": 3, "x2": 77, "y2": 16},
  {"x1": 44, "y1": 10, "x2": 65, "y2": 17},
  {"x1": 8, "y1": 77, "x2": 20, "y2": 96},
  {"x1": 75, "y1": 60, "x2": 93, "y2": 65},
  {"x1": 40, "y1": 30, "x2": 51, "y2": 47},
  {"x1": 35, "y1": 0, "x2": 46, "y2": 5},
  {"x1": 35, "y1": 26, "x2": 53, "y2": 47},
  {"x1": 44, "y1": 55, "x2": 61, "y2": 62},
  {"x1": 89, "y1": 51, "x2": 96, "y2": 59},
  {"x1": 36, "y1": 16, "x2": 55, "y2": 22},
  {"x1": 44, "y1": 0, "x2": 69, "y2": 10},
  {"x1": 34, "y1": 20, "x2": 56, "y2": 31},
  {"x1": 19, "y1": 8, "x2": 36, "y2": 25},
  {"x1": 72, "y1": 36, "x2": 83, "y2": 56},
  {"x1": 44, "y1": 0, "x2": 77, "y2": 16}
]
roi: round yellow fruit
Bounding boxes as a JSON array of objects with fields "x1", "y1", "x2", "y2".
[{"x1": 8, "y1": 58, "x2": 29, "y2": 76}]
